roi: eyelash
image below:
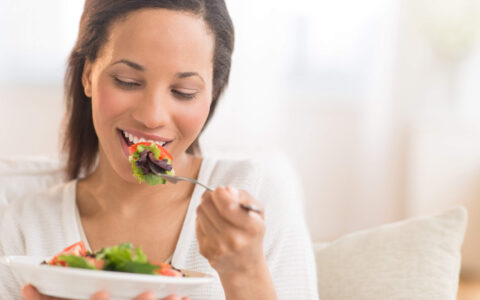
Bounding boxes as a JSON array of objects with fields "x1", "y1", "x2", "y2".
[
  {"x1": 113, "y1": 76, "x2": 197, "y2": 99},
  {"x1": 114, "y1": 77, "x2": 141, "y2": 88},
  {"x1": 171, "y1": 89, "x2": 197, "y2": 100}
]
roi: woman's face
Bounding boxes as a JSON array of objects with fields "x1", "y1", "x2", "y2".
[{"x1": 82, "y1": 8, "x2": 214, "y2": 183}]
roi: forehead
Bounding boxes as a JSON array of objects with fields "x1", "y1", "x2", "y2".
[{"x1": 99, "y1": 8, "x2": 215, "y2": 73}]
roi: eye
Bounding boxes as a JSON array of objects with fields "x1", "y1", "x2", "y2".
[
  {"x1": 171, "y1": 89, "x2": 197, "y2": 100},
  {"x1": 113, "y1": 76, "x2": 141, "y2": 89}
]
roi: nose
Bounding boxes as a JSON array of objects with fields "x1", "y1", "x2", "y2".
[{"x1": 131, "y1": 87, "x2": 172, "y2": 129}]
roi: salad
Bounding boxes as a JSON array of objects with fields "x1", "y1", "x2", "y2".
[
  {"x1": 128, "y1": 142, "x2": 174, "y2": 186},
  {"x1": 45, "y1": 241, "x2": 184, "y2": 277}
]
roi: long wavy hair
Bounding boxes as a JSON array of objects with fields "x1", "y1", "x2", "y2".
[{"x1": 62, "y1": 0, "x2": 234, "y2": 180}]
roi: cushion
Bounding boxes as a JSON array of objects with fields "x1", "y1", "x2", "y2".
[
  {"x1": 0, "y1": 156, "x2": 64, "y2": 206},
  {"x1": 314, "y1": 207, "x2": 467, "y2": 300}
]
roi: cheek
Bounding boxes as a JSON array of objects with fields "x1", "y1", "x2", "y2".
[
  {"x1": 176, "y1": 100, "x2": 211, "y2": 138},
  {"x1": 92, "y1": 77, "x2": 131, "y2": 125}
]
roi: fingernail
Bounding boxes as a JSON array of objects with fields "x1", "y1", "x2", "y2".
[{"x1": 227, "y1": 186, "x2": 239, "y2": 197}]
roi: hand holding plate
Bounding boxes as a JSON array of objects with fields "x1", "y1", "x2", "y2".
[{"x1": 21, "y1": 284, "x2": 190, "y2": 300}]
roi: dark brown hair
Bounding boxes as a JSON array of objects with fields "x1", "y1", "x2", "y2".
[{"x1": 62, "y1": 0, "x2": 234, "y2": 180}]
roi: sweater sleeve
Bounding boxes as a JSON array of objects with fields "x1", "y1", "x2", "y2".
[
  {"x1": 0, "y1": 201, "x2": 25, "y2": 300},
  {"x1": 255, "y1": 156, "x2": 319, "y2": 300}
]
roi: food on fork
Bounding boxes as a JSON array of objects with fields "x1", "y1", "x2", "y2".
[
  {"x1": 128, "y1": 142, "x2": 174, "y2": 185},
  {"x1": 45, "y1": 241, "x2": 184, "y2": 277}
]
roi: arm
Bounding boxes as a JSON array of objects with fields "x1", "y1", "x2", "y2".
[
  {"x1": 217, "y1": 259, "x2": 277, "y2": 300},
  {"x1": 196, "y1": 156, "x2": 319, "y2": 300}
]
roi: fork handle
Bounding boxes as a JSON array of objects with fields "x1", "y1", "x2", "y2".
[
  {"x1": 199, "y1": 185, "x2": 263, "y2": 214},
  {"x1": 197, "y1": 182, "x2": 214, "y2": 192}
]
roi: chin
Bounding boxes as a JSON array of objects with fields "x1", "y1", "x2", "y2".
[
  {"x1": 117, "y1": 163, "x2": 140, "y2": 184},
  {"x1": 102, "y1": 151, "x2": 138, "y2": 185}
]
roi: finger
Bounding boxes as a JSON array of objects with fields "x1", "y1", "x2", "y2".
[
  {"x1": 197, "y1": 207, "x2": 222, "y2": 239},
  {"x1": 22, "y1": 284, "x2": 41, "y2": 300},
  {"x1": 197, "y1": 209, "x2": 235, "y2": 258},
  {"x1": 227, "y1": 187, "x2": 264, "y2": 215},
  {"x1": 134, "y1": 291, "x2": 155, "y2": 300},
  {"x1": 200, "y1": 195, "x2": 257, "y2": 248},
  {"x1": 198, "y1": 194, "x2": 235, "y2": 232},
  {"x1": 89, "y1": 290, "x2": 109, "y2": 300},
  {"x1": 161, "y1": 295, "x2": 181, "y2": 300},
  {"x1": 210, "y1": 187, "x2": 263, "y2": 228},
  {"x1": 22, "y1": 284, "x2": 64, "y2": 300}
]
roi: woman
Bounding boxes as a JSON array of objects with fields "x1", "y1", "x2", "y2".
[{"x1": 0, "y1": 0, "x2": 318, "y2": 299}]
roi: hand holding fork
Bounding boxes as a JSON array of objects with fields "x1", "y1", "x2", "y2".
[{"x1": 149, "y1": 162, "x2": 264, "y2": 215}]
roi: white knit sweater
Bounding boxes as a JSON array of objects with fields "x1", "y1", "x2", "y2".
[{"x1": 0, "y1": 157, "x2": 319, "y2": 300}]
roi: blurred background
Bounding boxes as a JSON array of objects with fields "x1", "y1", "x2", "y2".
[{"x1": 1, "y1": 0, "x2": 480, "y2": 288}]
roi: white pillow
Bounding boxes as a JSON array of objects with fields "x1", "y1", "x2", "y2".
[
  {"x1": 0, "y1": 156, "x2": 64, "y2": 206},
  {"x1": 314, "y1": 207, "x2": 467, "y2": 300}
]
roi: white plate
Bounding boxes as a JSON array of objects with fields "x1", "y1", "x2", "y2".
[{"x1": 1, "y1": 256, "x2": 214, "y2": 300}]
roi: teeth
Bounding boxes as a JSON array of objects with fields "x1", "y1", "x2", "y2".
[
  {"x1": 122, "y1": 130, "x2": 168, "y2": 146},
  {"x1": 146, "y1": 139, "x2": 165, "y2": 147}
]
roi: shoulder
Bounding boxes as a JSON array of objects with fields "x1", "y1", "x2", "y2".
[
  {"x1": 0, "y1": 181, "x2": 76, "y2": 255},
  {"x1": 3, "y1": 180, "x2": 73, "y2": 219}
]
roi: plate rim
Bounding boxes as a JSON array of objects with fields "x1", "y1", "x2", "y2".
[{"x1": 1, "y1": 255, "x2": 215, "y2": 284}]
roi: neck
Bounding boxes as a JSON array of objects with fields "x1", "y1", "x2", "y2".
[{"x1": 77, "y1": 150, "x2": 201, "y2": 218}]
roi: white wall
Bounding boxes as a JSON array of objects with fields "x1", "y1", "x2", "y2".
[{"x1": 0, "y1": 84, "x2": 63, "y2": 158}]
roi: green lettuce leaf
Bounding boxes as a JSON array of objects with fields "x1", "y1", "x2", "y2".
[
  {"x1": 94, "y1": 243, "x2": 159, "y2": 274},
  {"x1": 129, "y1": 143, "x2": 175, "y2": 185},
  {"x1": 57, "y1": 255, "x2": 97, "y2": 270},
  {"x1": 116, "y1": 261, "x2": 159, "y2": 274}
]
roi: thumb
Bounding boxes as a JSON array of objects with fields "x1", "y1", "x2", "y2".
[
  {"x1": 89, "y1": 290, "x2": 109, "y2": 300},
  {"x1": 22, "y1": 284, "x2": 41, "y2": 300}
]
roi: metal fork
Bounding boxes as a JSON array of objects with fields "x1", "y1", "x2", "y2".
[{"x1": 149, "y1": 163, "x2": 264, "y2": 215}]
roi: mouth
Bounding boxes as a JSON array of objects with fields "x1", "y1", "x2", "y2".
[{"x1": 118, "y1": 129, "x2": 172, "y2": 148}]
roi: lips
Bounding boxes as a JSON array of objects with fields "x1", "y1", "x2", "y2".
[
  {"x1": 118, "y1": 129, "x2": 172, "y2": 147},
  {"x1": 117, "y1": 129, "x2": 173, "y2": 159}
]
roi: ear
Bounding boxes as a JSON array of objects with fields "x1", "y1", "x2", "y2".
[{"x1": 82, "y1": 60, "x2": 93, "y2": 98}]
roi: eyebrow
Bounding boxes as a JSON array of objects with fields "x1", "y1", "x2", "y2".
[
  {"x1": 111, "y1": 59, "x2": 145, "y2": 71},
  {"x1": 176, "y1": 72, "x2": 204, "y2": 83}
]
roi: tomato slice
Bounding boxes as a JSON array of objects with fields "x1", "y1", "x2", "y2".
[
  {"x1": 85, "y1": 256, "x2": 105, "y2": 269},
  {"x1": 156, "y1": 267, "x2": 183, "y2": 277},
  {"x1": 128, "y1": 142, "x2": 152, "y2": 155},
  {"x1": 59, "y1": 241, "x2": 87, "y2": 256},
  {"x1": 48, "y1": 241, "x2": 87, "y2": 265},
  {"x1": 152, "y1": 262, "x2": 182, "y2": 277},
  {"x1": 128, "y1": 142, "x2": 173, "y2": 160},
  {"x1": 159, "y1": 146, "x2": 173, "y2": 160},
  {"x1": 152, "y1": 262, "x2": 173, "y2": 269}
]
